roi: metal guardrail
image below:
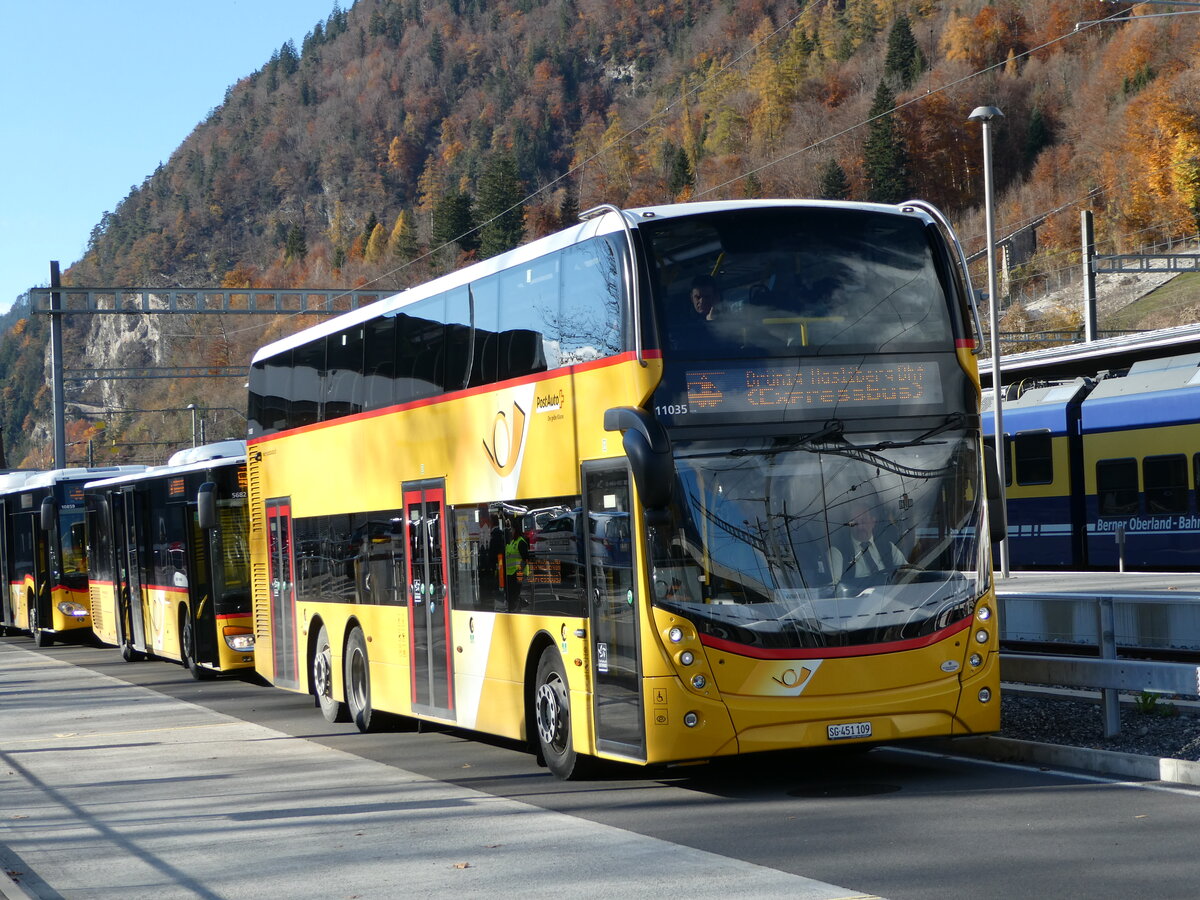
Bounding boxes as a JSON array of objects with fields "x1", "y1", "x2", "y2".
[{"x1": 999, "y1": 592, "x2": 1200, "y2": 735}]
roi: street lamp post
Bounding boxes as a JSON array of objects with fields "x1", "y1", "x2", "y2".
[
  {"x1": 968, "y1": 104, "x2": 1009, "y2": 577},
  {"x1": 186, "y1": 403, "x2": 198, "y2": 448}
]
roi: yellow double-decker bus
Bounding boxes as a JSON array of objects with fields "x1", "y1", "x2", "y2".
[
  {"x1": 85, "y1": 441, "x2": 254, "y2": 677},
  {"x1": 246, "y1": 199, "x2": 1005, "y2": 778}
]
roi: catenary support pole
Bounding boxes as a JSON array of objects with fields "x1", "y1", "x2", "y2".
[
  {"x1": 1082, "y1": 210, "x2": 1097, "y2": 342},
  {"x1": 50, "y1": 261, "x2": 66, "y2": 470}
]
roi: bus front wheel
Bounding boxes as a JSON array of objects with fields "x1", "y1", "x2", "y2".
[
  {"x1": 30, "y1": 599, "x2": 52, "y2": 647},
  {"x1": 313, "y1": 625, "x2": 348, "y2": 724},
  {"x1": 181, "y1": 615, "x2": 214, "y2": 681},
  {"x1": 535, "y1": 646, "x2": 584, "y2": 779},
  {"x1": 344, "y1": 627, "x2": 377, "y2": 733}
]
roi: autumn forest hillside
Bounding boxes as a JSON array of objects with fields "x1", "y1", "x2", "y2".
[{"x1": 4, "y1": 0, "x2": 1200, "y2": 467}]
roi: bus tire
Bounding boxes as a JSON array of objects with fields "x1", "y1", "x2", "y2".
[
  {"x1": 313, "y1": 625, "x2": 349, "y2": 724},
  {"x1": 30, "y1": 600, "x2": 52, "y2": 647},
  {"x1": 534, "y1": 645, "x2": 584, "y2": 780},
  {"x1": 181, "y1": 615, "x2": 214, "y2": 681},
  {"x1": 344, "y1": 627, "x2": 377, "y2": 733}
]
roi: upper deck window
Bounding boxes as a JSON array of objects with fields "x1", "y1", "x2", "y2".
[{"x1": 643, "y1": 207, "x2": 955, "y2": 358}]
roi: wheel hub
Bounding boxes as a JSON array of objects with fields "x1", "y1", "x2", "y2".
[{"x1": 536, "y1": 681, "x2": 564, "y2": 747}]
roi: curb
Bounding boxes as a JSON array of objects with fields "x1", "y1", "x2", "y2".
[{"x1": 928, "y1": 735, "x2": 1200, "y2": 786}]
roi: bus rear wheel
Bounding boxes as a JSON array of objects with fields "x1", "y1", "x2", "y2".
[
  {"x1": 313, "y1": 625, "x2": 348, "y2": 724},
  {"x1": 534, "y1": 646, "x2": 585, "y2": 780},
  {"x1": 344, "y1": 627, "x2": 377, "y2": 733}
]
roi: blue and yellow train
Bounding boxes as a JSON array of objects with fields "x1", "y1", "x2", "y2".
[{"x1": 986, "y1": 351, "x2": 1200, "y2": 570}]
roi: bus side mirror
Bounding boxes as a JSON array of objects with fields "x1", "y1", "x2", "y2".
[
  {"x1": 983, "y1": 445, "x2": 1007, "y2": 547},
  {"x1": 197, "y1": 482, "x2": 217, "y2": 531},
  {"x1": 40, "y1": 496, "x2": 56, "y2": 533},
  {"x1": 603, "y1": 406, "x2": 674, "y2": 525}
]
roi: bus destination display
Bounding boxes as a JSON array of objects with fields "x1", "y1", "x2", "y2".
[{"x1": 682, "y1": 360, "x2": 943, "y2": 415}]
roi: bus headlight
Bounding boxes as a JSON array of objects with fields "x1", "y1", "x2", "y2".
[
  {"x1": 683, "y1": 712, "x2": 700, "y2": 727},
  {"x1": 56, "y1": 601, "x2": 88, "y2": 618},
  {"x1": 223, "y1": 628, "x2": 255, "y2": 651},
  {"x1": 976, "y1": 605, "x2": 992, "y2": 621},
  {"x1": 668, "y1": 627, "x2": 684, "y2": 643},
  {"x1": 975, "y1": 629, "x2": 990, "y2": 644},
  {"x1": 978, "y1": 687, "x2": 992, "y2": 703},
  {"x1": 679, "y1": 650, "x2": 695, "y2": 666},
  {"x1": 969, "y1": 653, "x2": 983, "y2": 668},
  {"x1": 691, "y1": 674, "x2": 707, "y2": 689}
]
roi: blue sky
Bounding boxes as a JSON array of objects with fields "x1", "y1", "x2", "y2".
[{"x1": 0, "y1": 0, "x2": 339, "y2": 314}]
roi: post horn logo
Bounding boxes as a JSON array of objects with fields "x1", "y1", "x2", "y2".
[{"x1": 483, "y1": 401, "x2": 527, "y2": 476}]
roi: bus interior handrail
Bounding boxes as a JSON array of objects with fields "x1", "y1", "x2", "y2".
[
  {"x1": 580, "y1": 204, "x2": 646, "y2": 367},
  {"x1": 902, "y1": 199, "x2": 984, "y2": 356}
]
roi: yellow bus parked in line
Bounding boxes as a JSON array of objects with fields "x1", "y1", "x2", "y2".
[
  {"x1": 246, "y1": 199, "x2": 1005, "y2": 778},
  {"x1": 0, "y1": 466, "x2": 144, "y2": 645},
  {"x1": 86, "y1": 441, "x2": 254, "y2": 678}
]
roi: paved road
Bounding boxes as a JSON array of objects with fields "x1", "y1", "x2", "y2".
[{"x1": 5, "y1": 634, "x2": 1200, "y2": 899}]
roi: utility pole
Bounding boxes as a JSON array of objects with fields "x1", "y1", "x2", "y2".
[
  {"x1": 50, "y1": 262, "x2": 66, "y2": 470},
  {"x1": 1081, "y1": 210, "x2": 1098, "y2": 342}
]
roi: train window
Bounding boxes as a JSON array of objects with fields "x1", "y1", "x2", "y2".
[
  {"x1": 1014, "y1": 431, "x2": 1052, "y2": 485},
  {"x1": 1143, "y1": 455, "x2": 1188, "y2": 514},
  {"x1": 1096, "y1": 458, "x2": 1139, "y2": 517}
]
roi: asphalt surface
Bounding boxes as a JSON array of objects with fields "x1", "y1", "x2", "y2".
[
  {"x1": 0, "y1": 640, "x2": 860, "y2": 900},
  {"x1": 6, "y1": 629, "x2": 1200, "y2": 900}
]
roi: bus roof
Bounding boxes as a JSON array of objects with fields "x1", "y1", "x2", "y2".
[
  {"x1": 0, "y1": 470, "x2": 41, "y2": 494},
  {"x1": 249, "y1": 198, "x2": 933, "y2": 366},
  {"x1": 22, "y1": 466, "x2": 146, "y2": 491},
  {"x1": 85, "y1": 448, "x2": 245, "y2": 492}
]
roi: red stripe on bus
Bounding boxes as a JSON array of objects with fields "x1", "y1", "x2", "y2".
[
  {"x1": 698, "y1": 615, "x2": 973, "y2": 660},
  {"x1": 249, "y1": 350, "x2": 660, "y2": 445}
]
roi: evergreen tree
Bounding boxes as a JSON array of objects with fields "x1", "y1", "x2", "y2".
[
  {"x1": 1025, "y1": 108, "x2": 1051, "y2": 167},
  {"x1": 863, "y1": 80, "x2": 909, "y2": 204},
  {"x1": 558, "y1": 180, "x2": 579, "y2": 230},
  {"x1": 477, "y1": 153, "x2": 526, "y2": 259},
  {"x1": 432, "y1": 191, "x2": 479, "y2": 253},
  {"x1": 884, "y1": 15, "x2": 925, "y2": 90},
  {"x1": 818, "y1": 159, "x2": 850, "y2": 200},
  {"x1": 667, "y1": 145, "x2": 694, "y2": 197},
  {"x1": 362, "y1": 212, "x2": 379, "y2": 246},
  {"x1": 279, "y1": 40, "x2": 300, "y2": 77},
  {"x1": 284, "y1": 225, "x2": 308, "y2": 262}
]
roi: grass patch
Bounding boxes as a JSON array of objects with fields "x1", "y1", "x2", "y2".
[{"x1": 1105, "y1": 272, "x2": 1200, "y2": 331}]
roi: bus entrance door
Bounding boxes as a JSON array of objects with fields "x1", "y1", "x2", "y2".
[
  {"x1": 404, "y1": 481, "x2": 455, "y2": 720},
  {"x1": 583, "y1": 464, "x2": 645, "y2": 760},
  {"x1": 265, "y1": 500, "x2": 300, "y2": 689},
  {"x1": 113, "y1": 491, "x2": 147, "y2": 656}
]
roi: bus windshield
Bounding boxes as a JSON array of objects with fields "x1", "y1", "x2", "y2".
[
  {"x1": 648, "y1": 429, "x2": 987, "y2": 651},
  {"x1": 644, "y1": 205, "x2": 956, "y2": 358}
]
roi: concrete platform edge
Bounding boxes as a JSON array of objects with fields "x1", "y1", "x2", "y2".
[{"x1": 922, "y1": 735, "x2": 1200, "y2": 786}]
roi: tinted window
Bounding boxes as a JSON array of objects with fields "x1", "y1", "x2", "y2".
[
  {"x1": 324, "y1": 327, "x2": 363, "y2": 420},
  {"x1": 1097, "y1": 458, "x2": 1138, "y2": 517},
  {"x1": 362, "y1": 315, "x2": 397, "y2": 411},
  {"x1": 291, "y1": 343, "x2": 323, "y2": 427},
  {"x1": 1143, "y1": 454, "x2": 1187, "y2": 514},
  {"x1": 1014, "y1": 431, "x2": 1053, "y2": 485},
  {"x1": 645, "y1": 208, "x2": 954, "y2": 358}
]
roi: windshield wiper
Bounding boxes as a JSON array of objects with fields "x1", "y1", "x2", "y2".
[
  {"x1": 845, "y1": 413, "x2": 965, "y2": 452},
  {"x1": 729, "y1": 419, "x2": 844, "y2": 457}
]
